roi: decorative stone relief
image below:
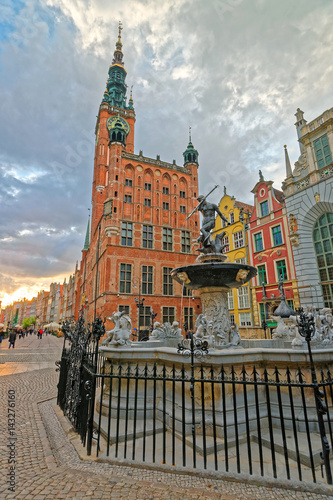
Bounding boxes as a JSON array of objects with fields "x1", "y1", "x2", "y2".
[
  {"x1": 151, "y1": 321, "x2": 183, "y2": 340},
  {"x1": 197, "y1": 289, "x2": 240, "y2": 348},
  {"x1": 102, "y1": 310, "x2": 132, "y2": 347}
]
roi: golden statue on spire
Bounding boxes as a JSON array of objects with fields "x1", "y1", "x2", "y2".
[{"x1": 118, "y1": 21, "x2": 122, "y2": 43}]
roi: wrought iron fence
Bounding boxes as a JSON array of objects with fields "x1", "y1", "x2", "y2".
[{"x1": 56, "y1": 311, "x2": 333, "y2": 485}]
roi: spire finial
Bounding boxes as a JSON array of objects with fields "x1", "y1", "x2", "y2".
[
  {"x1": 284, "y1": 145, "x2": 293, "y2": 178},
  {"x1": 259, "y1": 170, "x2": 264, "y2": 182},
  {"x1": 224, "y1": 185, "x2": 227, "y2": 196},
  {"x1": 189, "y1": 126, "x2": 191, "y2": 143},
  {"x1": 118, "y1": 21, "x2": 122, "y2": 43}
]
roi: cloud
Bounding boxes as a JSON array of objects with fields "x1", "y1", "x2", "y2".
[{"x1": 1, "y1": 0, "x2": 333, "y2": 303}]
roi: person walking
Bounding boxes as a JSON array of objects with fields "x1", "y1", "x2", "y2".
[
  {"x1": 0, "y1": 329, "x2": 3, "y2": 346},
  {"x1": 8, "y1": 331, "x2": 17, "y2": 349}
]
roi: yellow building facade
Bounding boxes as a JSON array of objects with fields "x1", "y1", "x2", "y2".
[{"x1": 214, "y1": 193, "x2": 254, "y2": 328}]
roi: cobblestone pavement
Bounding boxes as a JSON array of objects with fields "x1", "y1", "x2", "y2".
[{"x1": 0, "y1": 335, "x2": 332, "y2": 499}]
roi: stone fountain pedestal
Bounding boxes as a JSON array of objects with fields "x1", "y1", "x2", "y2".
[{"x1": 171, "y1": 254, "x2": 257, "y2": 348}]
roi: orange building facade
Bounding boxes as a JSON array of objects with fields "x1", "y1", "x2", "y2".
[{"x1": 79, "y1": 27, "x2": 201, "y2": 336}]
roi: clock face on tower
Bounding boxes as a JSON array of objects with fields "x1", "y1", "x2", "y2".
[{"x1": 106, "y1": 116, "x2": 130, "y2": 135}]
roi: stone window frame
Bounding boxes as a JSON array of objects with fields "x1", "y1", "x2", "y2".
[
  {"x1": 162, "y1": 228, "x2": 173, "y2": 251},
  {"x1": 257, "y1": 264, "x2": 267, "y2": 286},
  {"x1": 275, "y1": 259, "x2": 288, "y2": 282},
  {"x1": 119, "y1": 263, "x2": 132, "y2": 293},
  {"x1": 162, "y1": 267, "x2": 173, "y2": 296},
  {"x1": 181, "y1": 230, "x2": 191, "y2": 253},
  {"x1": 237, "y1": 285, "x2": 250, "y2": 309},
  {"x1": 260, "y1": 200, "x2": 269, "y2": 217},
  {"x1": 239, "y1": 311, "x2": 252, "y2": 327},
  {"x1": 254, "y1": 232, "x2": 264, "y2": 252},
  {"x1": 162, "y1": 306, "x2": 175, "y2": 324},
  {"x1": 141, "y1": 265, "x2": 153, "y2": 295},
  {"x1": 183, "y1": 307, "x2": 194, "y2": 330},
  {"x1": 121, "y1": 222, "x2": 133, "y2": 246},
  {"x1": 142, "y1": 225, "x2": 153, "y2": 249},
  {"x1": 271, "y1": 225, "x2": 283, "y2": 246},
  {"x1": 233, "y1": 230, "x2": 244, "y2": 249}
]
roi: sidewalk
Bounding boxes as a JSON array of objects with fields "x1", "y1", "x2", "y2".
[{"x1": 0, "y1": 334, "x2": 331, "y2": 499}]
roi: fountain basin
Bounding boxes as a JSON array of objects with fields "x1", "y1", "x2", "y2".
[{"x1": 171, "y1": 262, "x2": 257, "y2": 290}]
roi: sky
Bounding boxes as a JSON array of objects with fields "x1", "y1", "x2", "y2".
[{"x1": 0, "y1": 0, "x2": 332, "y2": 307}]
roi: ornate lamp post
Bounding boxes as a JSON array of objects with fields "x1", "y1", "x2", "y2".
[{"x1": 296, "y1": 308, "x2": 332, "y2": 484}]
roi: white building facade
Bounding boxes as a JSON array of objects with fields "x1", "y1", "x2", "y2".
[{"x1": 283, "y1": 107, "x2": 333, "y2": 309}]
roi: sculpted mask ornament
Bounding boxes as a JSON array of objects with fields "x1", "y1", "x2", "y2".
[
  {"x1": 176, "y1": 272, "x2": 191, "y2": 284},
  {"x1": 236, "y1": 269, "x2": 249, "y2": 282}
]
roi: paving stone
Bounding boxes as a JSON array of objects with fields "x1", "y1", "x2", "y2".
[{"x1": 0, "y1": 335, "x2": 332, "y2": 499}]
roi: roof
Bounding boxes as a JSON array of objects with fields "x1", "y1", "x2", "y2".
[
  {"x1": 234, "y1": 200, "x2": 254, "y2": 214},
  {"x1": 273, "y1": 188, "x2": 284, "y2": 203}
]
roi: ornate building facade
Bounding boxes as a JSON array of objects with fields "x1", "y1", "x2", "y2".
[
  {"x1": 214, "y1": 189, "x2": 254, "y2": 328},
  {"x1": 79, "y1": 27, "x2": 201, "y2": 335},
  {"x1": 248, "y1": 172, "x2": 300, "y2": 325},
  {"x1": 283, "y1": 107, "x2": 333, "y2": 308}
]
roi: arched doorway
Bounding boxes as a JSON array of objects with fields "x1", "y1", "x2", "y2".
[{"x1": 313, "y1": 212, "x2": 333, "y2": 307}]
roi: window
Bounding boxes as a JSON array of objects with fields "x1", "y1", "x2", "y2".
[
  {"x1": 181, "y1": 230, "x2": 191, "y2": 253},
  {"x1": 139, "y1": 306, "x2": 151, "y2": 328},
  {"x1": 145, "y1": 182, "x2": 151, "y2": 191},
  {"x1": 180, "y1": 190, "x2": 186, "y2": 198},
  {"x1": 119, "y1": 264, "x2": 132, "y2": 293},
  {"x1": 163, "y1": 228, "x2": 172, "y2": 251},
  {"x1": 259, "y1": 303, "x2": 266, "y2": 322},
  {"x1": 184, "y1": 307, "x2": 194, "y2": 330},
  {"x1": 144, "y1": 198, "x2": 151, "y2": 207},
  {"x1": 163, "y1": 202, "x2": 169, "y2": 210},
  {"x1": 258, "y1": 265, "x2": 267, "y2": 285},
  {"x1": 142, "y1": 225, "x2": 153, "y2": 249},
  {"x1": 119, "y1": 305, "x2": 130, "y2": 314},
  {"x1": 254, "y1": 233, "x2": 263, "y2": 252},
  {"x1": 227, "y1": 291, "x2": 234, "y2": 310},
  {"x1": 125, "y1": 179, "x2": 132, "y2": 187},
  {"x1": 287, "y1": 300, "x2": 294, "y2": 311},
  {"x1": 314, "y1": 134, "x2": 332, "y2": 169},
  {"x1": 260, "y1": 201, "x2": 269, "y2": 217},
  {"x1": 180, "y1": 206, "x2": 186, "y2": 214},
  {"x1": 124, "y1": 194, "x2": 132, "y2": 203},
  {"x1": 272, "y1": 225, "x2": 282, "y2": 246},
  {"x1": 238, "y1": 286, "x2": 250, "y2": 309},
  {"x1": 230, "y1": 314, "x2": 235, "y2": 326},
  {"x1": 182, "y1": 285, "x2": 192, "y2": 296},
  {"x1": 121, "y1": 222, "x2": 133, "y2": 246},
  {"x1": 233, "y1": 230, "x2": 244, "y2": 249},
  {"x1": 163, "y1": 187, "x2": 169, "y2": 194},
  {"x1": 313, "y1": 212, "x2": 333, "y2": 307},
  {"x1": 230, "y1": 212, "x2": 234, "y2": 224},
  {"x1": 163, "y1": 267, "x2": 173, "y2": 295},
  {"x1": 222, "y1": 235, "x2": 229, "y2": 252},
  {"x1": 239, "y1": 312, "x2": 251, "y2": 327},
  {"x1": 235, "y1": 257, "x2": 246, "y2": 264},
  {"x1": 141, "y1": 266, "x2": 153, "y2": 295},
  {"x1": 162, "y1": 307, "x2": 175, "y2": 324},
  {"x1": 276, "y1": 260, "x2": 288, "y2": 281},
  {"x1": 114, "y1": 191, "x2": 118, "y2": 197}
]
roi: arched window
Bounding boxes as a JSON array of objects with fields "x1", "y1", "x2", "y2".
[{"x1": 313, "y1": 212, "x2": 333, "y2": 307}]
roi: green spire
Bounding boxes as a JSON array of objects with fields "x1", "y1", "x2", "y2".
[
  {"x1": 128, "y1": 86, "x2": 134, "y2": 110},
  {"x1": 82, "y1": 216, "x2": 90, "y2": 251},
  {"x1": 102, "y1": 22, "x2": 129, "y2": 110},
  {"x1": 183, "y1": 127, "x2": 199, "y2": 167}
]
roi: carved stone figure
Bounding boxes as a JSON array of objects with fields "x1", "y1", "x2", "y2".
[
  {"x1": 289, "y1": 214, "x2": 298, "y2": 233},
  {"x1": 102, "y1": 310, "x2": 132, "y2": 346},
  {"x1": 151, "y1": 321, "x2": 183, "y2": 340},
  {"x1": 193, "y1": 314, "x2": 214, "y2": 347}
]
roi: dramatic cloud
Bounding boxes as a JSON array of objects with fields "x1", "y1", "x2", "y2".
[{"x1": 1, "y1": 0, "x2": 333, "y2": 305}]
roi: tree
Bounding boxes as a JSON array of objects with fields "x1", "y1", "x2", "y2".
[{"x1": 22, "y1": 318, "x2": 32, "y2": 329}]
